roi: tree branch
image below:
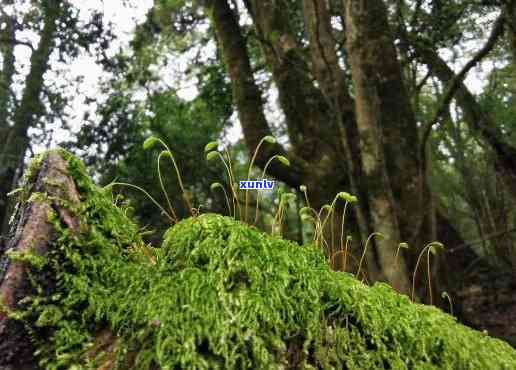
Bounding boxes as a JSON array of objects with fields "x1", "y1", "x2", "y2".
[
  {"x1": 0, "y1": 37, "x2": 35, "y2": 53},
  {"x1": 413, "y1": 16, "x2": 516, "y2": 198},
  {"x1": 420, "y1": 14, "x2": 505, "y2": 167}
]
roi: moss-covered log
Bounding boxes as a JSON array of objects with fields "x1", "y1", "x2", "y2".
[{"x1": 1, "y1": 150, "x2": 516, "y2": 369}]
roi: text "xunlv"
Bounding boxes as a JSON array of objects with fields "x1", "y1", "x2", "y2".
[{"x1": 239, "y1": 180, "x2": 275, "y2": 190}]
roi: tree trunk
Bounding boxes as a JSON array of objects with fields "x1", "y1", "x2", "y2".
[
  {"x1": 203, "y1": 0, "x2": 471, "y2": 295},
  {"x1": 0, "y1": 5, "x2": 15, "y2": 129},
  {"x1": 344, "y1": 0, "x2": 411, "y2": 294},
  {"x1": 206, "y1": 0, "x2": 308, "y2": 187},
  {"x1": 0, "y1": 0, "x2": 61, "y2": 235},
  {"x1": 505, "y1": 0, "x2": 516, "y2": 65},
  {"x1": 0, "y1": 151, "x2": 81, "y2": 369},
  {"x1": 0, "y1": 6, "x2": 17, "y2": 240},
  {"x1": 301, "y1": 0, "x2": 383, "y2": 281}
]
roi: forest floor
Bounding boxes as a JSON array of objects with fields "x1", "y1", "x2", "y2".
[{"x1": 458, "y1": 268, "x2": 516, "y2": 347}]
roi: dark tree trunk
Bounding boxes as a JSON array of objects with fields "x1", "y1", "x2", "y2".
[
  {"x1": 0, "y1": 0, "x2": 61, "y2": 235},
  {"x1": 0, "y1": 6, "x2": 17, "y2": 239},
  {"x1": 302, "y1": 0, "x2": 382, "y2": 281}
]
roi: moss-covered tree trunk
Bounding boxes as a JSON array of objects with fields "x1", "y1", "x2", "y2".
[{"x1": 0, "y1": 152, "x2": 81, "y2": 369}]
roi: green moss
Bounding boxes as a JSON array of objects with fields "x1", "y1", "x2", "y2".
[
  {"x1": 6, "y1": 248, "x2": 48, "y2": 270},
  {"x1": 9, "y1": 152, "x2": 516, "y2": 369}
]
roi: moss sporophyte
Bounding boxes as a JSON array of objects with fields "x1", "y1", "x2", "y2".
[{"x1": 5, "y1": 150, "x2": 516, "y2": 369}]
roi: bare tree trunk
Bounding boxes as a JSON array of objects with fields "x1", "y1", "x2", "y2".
[
  {"x1": 0, "y1": 151, "x2": 81, "y2": 369},
  {"x1": 344, "y1": 0, "x2": 411, "y2": 294},
  {"x1": 302, "y1": 0, "x2": 382, "y2": 281}
]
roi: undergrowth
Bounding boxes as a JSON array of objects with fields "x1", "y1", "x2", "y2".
[{"x1": 4, "y1": 150, "x2": 516, "y2": 369}]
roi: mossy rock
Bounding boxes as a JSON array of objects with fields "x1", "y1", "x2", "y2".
[{"x1": 4, "y1": 151, "x2": 516, "y2": 369}]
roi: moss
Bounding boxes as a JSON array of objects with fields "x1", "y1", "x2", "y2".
[
  {"x1": 6, "y1": 248, "x2": 48, "y2": 270},
  {"x1": 8, "y1": 151, "x2": 516, "y2": 369}
]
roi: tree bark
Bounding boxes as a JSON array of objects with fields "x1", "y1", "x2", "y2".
[
  {"x1": 345, "y1": 0, "x2": 426, "y2": 248},
  {"x1": 0, "y1": 151, "x2": 81, "y2": 369},
  {"x1": 344, "y1": 0, "x2": 411, "y2": 294},
  {"x1": 245, "y1": 0, "x2": 339, "y2": 160},
  {"x1": 0, "y1": 5, "x2": 16, "y2": 129},
  {"x1": 301, "y1": 0, "x2": 382, "y2": 281},
  {"x1": 205, "y1": 0, "x2": 468, "y2": 295},
  {"x1": 206, "y1": 0, "x2": 307, "y2": 188},
  {"x1": 211, "y1": 0, "x2": 384, "y2": 280}
]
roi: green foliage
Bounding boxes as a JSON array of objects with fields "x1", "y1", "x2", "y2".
[
  {"x1": 11, "y1": 152, "x2": 516, "y2": 369},
  {"x1": 428, "y1": 61, "x2": 516, "y2": 272},
  {"x1": 83, "y1": 89, "x2": 229, "y2": 238}
]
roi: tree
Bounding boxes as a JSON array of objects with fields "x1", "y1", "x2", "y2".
[
  {"x1": 0, "y1": 0, "x2": 109, "y2": 234},
  {"x1": 202, "y1": 0, "x2": 469, "y2": 294}
]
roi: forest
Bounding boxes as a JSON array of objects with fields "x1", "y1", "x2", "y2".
[{"x1": 1, "y1": 0, "x2": 516, "y2": 368}]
